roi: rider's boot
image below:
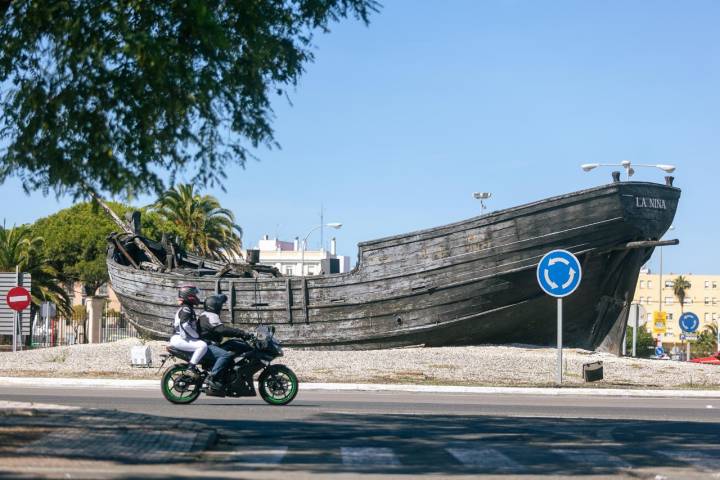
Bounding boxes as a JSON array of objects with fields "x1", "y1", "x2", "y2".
[
  {"x1": 205, "y1": 375, "x2": 226, "y2": 397},
  {"x1": 185, "y1": 363, "x2": 201, "y2": 380}
]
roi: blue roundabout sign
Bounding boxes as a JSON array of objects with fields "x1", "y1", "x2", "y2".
[
  {"x1": 536, "y1": 249, "x2": 582, "y2": 298},
  {"x1": 678, "y1": 312, "x2": 700, "y2": 333}
]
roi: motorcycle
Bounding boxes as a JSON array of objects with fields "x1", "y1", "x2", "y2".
[{"x1": 159, "y1": 325, "x2": 298, "y2": 406}]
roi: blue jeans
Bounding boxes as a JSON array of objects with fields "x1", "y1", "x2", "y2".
[{"x1": 203, "y1": 344, "x2": 234, "y2": 378}]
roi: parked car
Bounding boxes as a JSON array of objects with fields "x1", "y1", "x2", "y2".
[{"x1": 690, "y1": 353, "x2": 720, "y2": 365}]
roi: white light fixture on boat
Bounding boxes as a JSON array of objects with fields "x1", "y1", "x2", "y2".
[
  {"x1": 300, "y1": 223, "x2": 343, "y2": 276},
  {"x1": 581, "y1": 161, "x2": 677, "y2": 180}
]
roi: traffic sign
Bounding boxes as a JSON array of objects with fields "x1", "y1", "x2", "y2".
[
  {"x1": 680, "y1": 333, "x2": 698, "y2": 342},
  {"x1": 536, "y1": 249, "x2": 582, "y2": 298},
  {"x1": 679, "y1": 312, "x2": 700, "y2": 333},
  {"x1": 655, "y1": 346, "x2": 665, "y2": 357},
  {"x1": 627, "y1": 304, "x2": 647, "y2": 327},
  {"x1": 652, "y1": 311, "x2": 667, "y2": 335},
  {"x1": 6, "y1": 286, "x2": 31, "y2": 312}
]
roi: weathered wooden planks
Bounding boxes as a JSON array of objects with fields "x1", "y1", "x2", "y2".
[{"x1": 108, "y1": 181, "x2": 681, "y2": 353}]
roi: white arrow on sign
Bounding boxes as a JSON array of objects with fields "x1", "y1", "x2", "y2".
[
  {"x1": 548, "y1": 257, "x2": 570, "y2": 267},
  {"x1": 543, "y1": 270, "x2": 558, "y2": 289},
  {"x1": 561, "y1": 268, "x2": 576, "y2": 289}
]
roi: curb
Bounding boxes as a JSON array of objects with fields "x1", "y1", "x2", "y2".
[{"x1": 2, "y1": 376, "x2": 719, "y2": 398}]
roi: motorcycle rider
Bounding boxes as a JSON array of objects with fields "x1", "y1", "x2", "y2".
[
  {"x1": 198, "y1": 294, "x2": 253, "y2": 392},
  {"x1": 169, "y1": 285, "x2": 207, "y2": 379}
]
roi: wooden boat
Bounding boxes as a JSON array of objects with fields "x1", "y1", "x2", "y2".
[{"x1": 106, "y1": 178, "x2": 680, "y2": 353}]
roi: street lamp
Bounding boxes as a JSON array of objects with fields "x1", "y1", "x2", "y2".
[
  {"x1": 300, "y1": 223, "x2": 342, "y2": 276},
  {"x1": 581, "y1": 161, "x2": 676, "y2": 180},
  {"x1": 473, "y1": 192, "x2": 492, "y2": 214}
]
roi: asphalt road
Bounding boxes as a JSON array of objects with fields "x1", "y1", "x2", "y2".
[{"x1": 2, "y1": 386, "x2": 720, "y2": 478}]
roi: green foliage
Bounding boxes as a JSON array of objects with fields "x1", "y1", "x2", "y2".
[
  {"x1": 0, "y1": 0, "x2": 378, "y2": 198},
  {"x1": 30, "y1": 201, "x2": 172, "y2": 294},
  {"x1": 626, "y1": 326, "x2": 655, "y2": 358},
  {"x1": 693, "y1": 323, "x2": 718, "y2": 358},
  {"x1": 0, "y1": 223, "x2": 72, "y2": 317},
  {"x1": 152, "y1": 184, "x2": 242, "y2": 260},
  {"x1": 672, "y1": 275, "x2": 691, "y2": 312}
]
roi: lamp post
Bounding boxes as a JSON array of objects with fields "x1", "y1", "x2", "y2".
[
  {"x1": 473, "y1": 192, "x2": 492, "y2": 214},
  {"x1": 300, "y1": 223, "x2": 342, "y2": 276},
  {"x1": 581, "y1": 161, "x2": 676, "y2": 180}
]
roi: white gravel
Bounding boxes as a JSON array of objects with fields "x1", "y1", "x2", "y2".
[{"x1": 1, "y1": 338, "x2": 719, "y2": 388}]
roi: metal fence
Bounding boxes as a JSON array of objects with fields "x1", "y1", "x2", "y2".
[
  {"x1": 29, "y1": 303, "x2": 138, "y2": 348},
  {"x1": 101, "y1": 309, "x2": 138, "y2": 343}
]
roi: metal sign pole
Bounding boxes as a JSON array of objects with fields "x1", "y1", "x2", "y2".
[
  {"x1": 13, "y1": 265, "x2": 19, "y2": 352},
  {"x1": 557, "y1": 298, "x2": 563, "y2": 384},
  {"x1": 632, "y1": 306, "x2": 638, "y2": 357}
]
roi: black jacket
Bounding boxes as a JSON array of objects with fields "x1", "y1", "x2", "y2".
[{"x1": 197, "y1": 311, "x2": 249, "y2": 344}]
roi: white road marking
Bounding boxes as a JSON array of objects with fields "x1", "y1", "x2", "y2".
[
  {"x1": 447, "y1": 447, "x2": 524, "y2": 471},
  {"x1": 341, "y1": 447, "x2": 400, "y2": 466},
  {"x1": 214, "y1": 447, "x2": 288, "y2": 464},
  {"x1": 663, "y1": 450, "x2": 720, "y2": 471},
  {"x1": 553, "y1": 448, "x2": 631, "y2": 469}
]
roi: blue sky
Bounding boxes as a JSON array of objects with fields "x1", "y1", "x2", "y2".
[{"x1": 1, "y1": 0, "x2": 718, "y2": 274}]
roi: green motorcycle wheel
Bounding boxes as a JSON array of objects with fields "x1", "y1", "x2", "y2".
[
  {"x1": 161, "y1": 364, "x2": 202, "y2": 405},
  {"x1": 258, "y1": 365, "x2": 299, "y2": 406}
]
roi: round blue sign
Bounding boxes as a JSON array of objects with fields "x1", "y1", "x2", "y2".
[
  {"x1": 655, "y1": 346, "x2": 665, "y2": 357},
  {"x1": 679, "y1": 312, "x2": 700, "y2": 333},
  {"x1": 536, "y1": 249, "x2": 582, "y2": 298}
]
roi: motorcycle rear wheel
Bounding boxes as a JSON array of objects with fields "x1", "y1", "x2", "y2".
[
  {"x1": 258, "y1": 365, "x2": 299, "y2": 406},
  {"x1": 161, "y1": 364, "x2": 202, "y2": 404}
]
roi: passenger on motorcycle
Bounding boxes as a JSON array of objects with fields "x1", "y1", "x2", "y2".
[
  {"x1": 198, "y1": 294, "x2": 253, "y2": 393},
  {"x1": 169, "y1": 285, "x2": 207, "y2": 379}
]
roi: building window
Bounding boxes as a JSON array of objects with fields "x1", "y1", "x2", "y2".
[
  {"x1": 640, "y1": 280, "x2": 645, "y2": 289},
  {"x1": 667, "y1": 313, "x2": 674, "y2": 321},
  {"x1": 705, "y1": 280, "x2": 710, "y2": 288},
  {"x1": 705, "y1": 297, "x2": 710, "y2": 305},
  {"x1": 705, "y1": 313, "x2": 710, "y2": 321},
  {"x1": 713, "y1": 298, "x2": 718, "y2": 306},
  {"x1": 713, "y1": 313, "x2": 718, "y2": 321},
  {"x1": 647, "y1": 313, "x2": 653, "y2": 322},
  {"x1": 285, "y1": 266, "x2": 294, "y2": 276},
  {"x1": 665, "y1": 280, "x2": 674, "y2": 288},
  {"x1": 686, "y1": 298, "x2": 693, "y2": 304},
  {"x1": 639, "y1": 296, "x2": 645, "y2": 304},
  {"x1": 664, "y1": 297, "x2": 673, "y2": 305},
  {"x1": 713, "y1": 281, "x2": 718, "y2": 288},
  {"x1": 647, "y1": 281, "x2": 652, "y2": 289},
  {"x1": 646, "y1": 297, "x2": 652, "y2": 305}
]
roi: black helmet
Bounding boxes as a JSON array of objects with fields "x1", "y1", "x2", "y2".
[
  {"x1": 178, "y1": 285, "x2": 201, "y2": 306},
  {"x1": 204, "y1": 294, "x2": 227, "y2": 314}
]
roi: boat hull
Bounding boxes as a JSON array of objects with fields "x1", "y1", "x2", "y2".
[{"x1": 108, "y1": 181, "x2": 679, "y2": 352}]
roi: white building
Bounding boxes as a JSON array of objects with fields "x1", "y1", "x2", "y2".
[{"x1": 251, "y1": 235, "x2": 351, "y2": 276}]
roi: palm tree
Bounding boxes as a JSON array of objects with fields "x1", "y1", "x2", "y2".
[
  {"x1": 694, "y1": 322, "x2": 718, "y2": 358},
  {"x1": 672, "y1": 275, "x2": 691, "y2": 313},
  {"x1": 0, "y1": 223, "x2": 72, "y2": 342},
  {"x1": 152, "y1": 184, "x2": 243, "y2": 261}
]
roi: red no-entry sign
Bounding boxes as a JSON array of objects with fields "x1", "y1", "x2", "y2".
[{"x1": 6, "y1": 286, "x2": 31, "y2": 312}]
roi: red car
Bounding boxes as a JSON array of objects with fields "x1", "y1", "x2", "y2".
[{"x1": 690, "y1": 353, "x2": 720, "y2": 365}]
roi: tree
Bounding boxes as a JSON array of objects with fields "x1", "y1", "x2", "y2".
[
  {"x1": 152, "y1": 184, "x2": 242, "y2": 261},
  {"x1": 694, "y1": 323, "x2": 718, "y2": 358},
  {"x1": 672, "y1": 275, "x2": 691, "y2": 313},
  {"x1": 625, "y1": 325, "x2": 656, "y2": 358},
  {"x1": 0, "y1": 0, "x2": 378, "y2": 198},
  {"x1": 31, "y1": 202, "x2": 175, "y2": 295},
  {"x1": 0, "y1": 223, "x2": 72, "y2": 336}
]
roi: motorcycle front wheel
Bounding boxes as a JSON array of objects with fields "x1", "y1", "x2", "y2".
[
  {"x1": 258, "y1": 365, "x2": 299, "y2": 406},
  {"x1": 161, "y1": 364, "x2": 202, "y2": 404}
]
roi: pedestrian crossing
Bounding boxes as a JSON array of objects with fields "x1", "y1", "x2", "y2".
[{"x1": 207, "y1": 441, "x2": 720, "y2": 474}]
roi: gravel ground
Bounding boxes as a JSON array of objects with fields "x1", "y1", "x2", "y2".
[{"x1": 1, "y1": 338, "x2": 719, "y2": 388}]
